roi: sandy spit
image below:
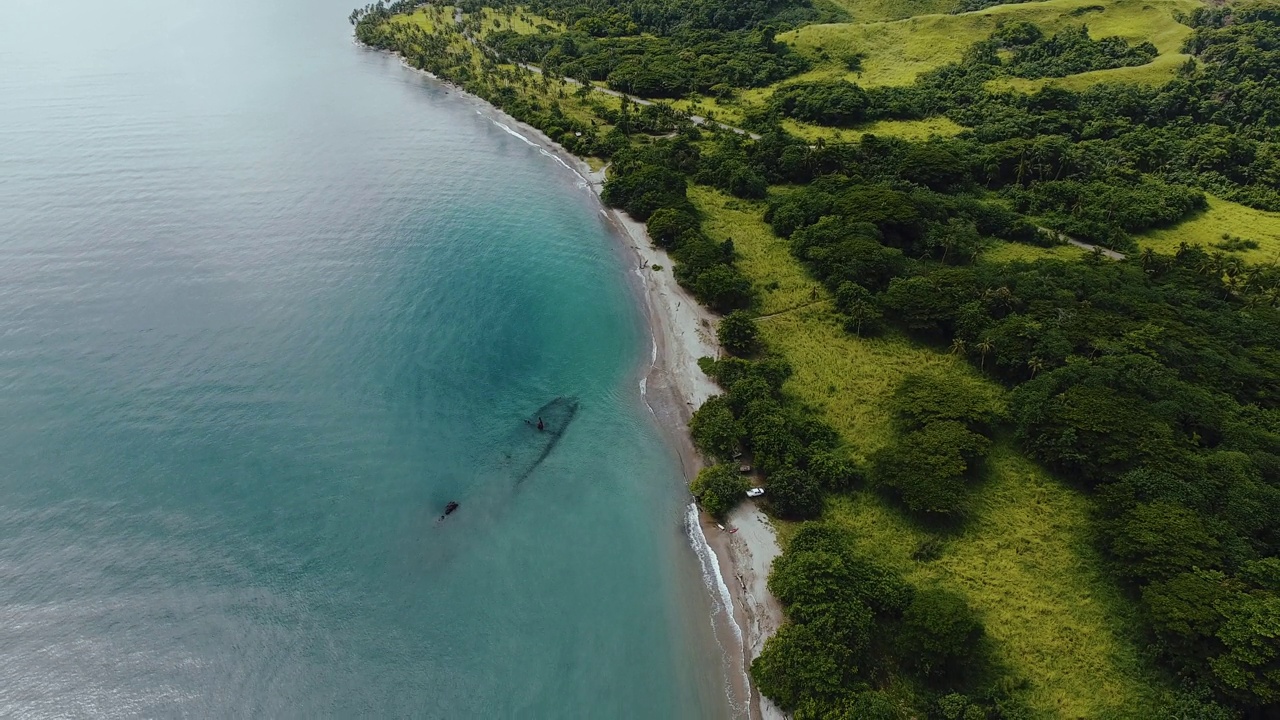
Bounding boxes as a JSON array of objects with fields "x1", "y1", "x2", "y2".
[{"x1": 371, "y1": 42, "x2": 787, "y2": 720}]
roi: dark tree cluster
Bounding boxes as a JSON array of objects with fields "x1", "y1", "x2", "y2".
[
  {"x1": 490, "y1": 27, "x2": 810, "y2": 98},
  {"x1": 602, "y1": 137, "x2": 756, "y2": 311},
  {"x1": 480, "y1": 0, "x2": 841, "y2": 35},
  {"x1": 689, "y1": 357, "x2": 858, "y2": 519},
  {"x1": 985, "y1": 22, "x2": 1158, "y2": 79},
  {"x1": 752, "y1": 523, "x2": 1026, "y2": 718},
  {"x1": 870, "y1": 372, "x2": 1002, "y2": 516},
  {"x1": 770, "y1": 79, "x2": 870, "y2": 127}
]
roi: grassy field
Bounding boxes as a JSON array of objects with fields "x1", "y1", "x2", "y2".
[
  {"x1": 825, "y1": 0, "x2": 961, "y2": 24},
  {"x1": 1139, "y1": 194, "x2": 1280, "y2": 265},
  {"x1": 392, "y1": 5, "x2": 452, "y2": 36},
  {"x1": 826, "y1": 447, "x2": 1168, "y2": 719},
  {"x1": 782, "y1": 115, "x2": 965, "y2": 142},
  {"x1": 983, "y1": 239, "x2": 1091, "y2": 264},
  {"x1": 691, "y1": 185, "x2": 1171, "y2": 716},
  {"x1": 668, "y1": 0, "x2": 1198, "y2": 140},
  {"x1": 782, "y1": 0, "x2": 1198, "y2": 88},
  {"x1": 473, "y1": 6, "x2": 565, "y2": 38}
]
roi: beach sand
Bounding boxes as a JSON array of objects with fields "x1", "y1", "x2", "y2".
[
  {"x1": 495, "y1": 118, "x2": 789, "y2": 720},
  {"x1": 379, "y1": 46, "x2": 786, "y2": 720},
  {"x1": 597, "y1": 198, "x2": 787, "y2": 720}
]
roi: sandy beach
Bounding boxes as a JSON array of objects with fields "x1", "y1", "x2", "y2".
[
  {"x1": 379, "y1": 45, "x2": 787, "y2": 720},
  {"x1": 594, "y1": 188, "x2": 788, "y2": 720},
  {"x1": 488, "y1": 113, "x2": 789, "y2": 720}
]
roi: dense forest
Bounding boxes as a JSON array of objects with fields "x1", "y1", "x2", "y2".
[{"x1": 353, "y1": 0, "x2": 1280, "y2": 716}]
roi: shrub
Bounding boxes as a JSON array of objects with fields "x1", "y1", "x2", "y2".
[
  {"x1": 689, "y1": 395, "x2": 743, "y2": 461},
  {"x1": 718, "y1": 311, "x2": 761, "y2": 356},
  {"x1": 900, "y1": 588, "x2": 984, "y2": 677},
  {"x1": 870, "y1": 421, "x2": 990, "y2": 514},
  {"x1": 751, "y1": 622, "x2": 857, "y2": 711},
  {"x1": 890, "y1": 371, "x2": 1002, "y2": 433},
  {"x1": 646, "y1": 207, "x2": 698, "y2": 248},
  {"x1": 771, "y1": 80, "x2": 870, "y2": 127},
  {"x1": 767, "y1": 467, "x2": 824, "y2": 519},
  {"x1": 690, "y1": 464, "x2": 749, "y2": 519}
]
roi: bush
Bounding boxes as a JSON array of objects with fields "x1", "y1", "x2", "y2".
[
  {"x1": 691, "y1": 263, "x2": 753, "y2": 312},
  {"x1": 890, "y1": 371, "x2": 1002, "y2": 433},
  {"x1": 870, "y1": 421, "x2": 990, "y2": 514},
  {"x1": 751, "y1": 621, "x2": 858, "y2": 711},
  {"x1": 689, "y1": 395, "x2": 743, "y2": 461},
  {"x1": 1109, "y1": 501, "x2": 1224, "y2": 581},
  {"x1": 767, "y1": 467, "x2": 824, "y2": 519},
  {"x1": 599, "y1": 164, "x2": 687, "y2": 220},
  {"x1": 646, "y1": 207, "x2": 698, "y2": 248},
  {"x1": 718, "y1": 311, "x2": 761, "y2": 356},
  {"x1": 771, "y1": 80, "x2": 870, "y2": 127},
  {"x1": 690, "y1": 464, "x2": 749, "y2": 519},
  {"x1": 900, "y1": 588, "x2": 984, "y2": 677},
  {"x1": 807, "y1": 449, "x2": 862, "y2": 491}
]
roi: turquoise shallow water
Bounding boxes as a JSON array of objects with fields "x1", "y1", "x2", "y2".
[{"x1": 0, "y1": 0, "x2": 730, "y2": 715}]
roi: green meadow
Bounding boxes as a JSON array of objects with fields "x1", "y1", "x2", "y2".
[{"x1": 692, "y1": 185, "x2": 1172, "y2": 716}]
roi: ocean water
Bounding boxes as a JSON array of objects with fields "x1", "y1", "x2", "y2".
[{"x1": 0, "y1": 0, "x2": 732, "y2": 716}]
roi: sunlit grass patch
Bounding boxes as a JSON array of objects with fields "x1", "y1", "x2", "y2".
[
  {"x1": 690, "y1": 187, "x2": 817, "y2": 315},
  {"x1": 692, "y1": 183, "x2": 1171, "y2": 713},
  {"x1": 824, "y1": 0, "x2": 962, "y2": 24},
  {"x1": 782, "y1": 0, "x2": 1197, "y2": 88},
  {"x1": 763, "y1": 307, "x2": 973, "y2": 456},
  {"x1": 670, "y1": 95, "x2": 750, "y2": 129},
  {"x1": 473, "y1": 6, "x2": 565, "y2": 37},
  {"x1": 1139, "y1": 194, "x2": 1280, "y2": 265},
  {"x1": 780, "y1": 116, "x2": 965, "y2": 142},
  {"x1": 393, "y1": 5, "x2": 449, "y2": 33},
  {"x1": 927, "y1": 445, "x2": 1170, "y2": 717},
  {"x1": 825, "y1": 448, "x2": 1172, "y2": 718},
  {"x1": 982, "y1": 239, "x2": 1089, "y2": 264},
  {"x1": 991, "y1": 50, "x2": 1191, "y2": 92}
]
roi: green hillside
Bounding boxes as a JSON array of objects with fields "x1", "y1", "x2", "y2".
[{"x1": 355, "y1": 0, "x2": 1280, "y2": 715}]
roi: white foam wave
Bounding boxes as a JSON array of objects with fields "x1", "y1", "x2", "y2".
[
  {"x1": 685, "y1": 502, "x2": 742, "y2": 644},
  {"x1": 684, "y1": 502, "x2": 752, "y2": 718},
  {"x1": 491, "y1": 119, "x2": 537, "y2": 146},
  {"x1": 487, "y1": 118, "x2": 589, "y2": 184}
]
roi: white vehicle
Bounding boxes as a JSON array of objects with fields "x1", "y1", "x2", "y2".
[{"x1": 746, "y1": 487, "x2": 765, "y2": 498}]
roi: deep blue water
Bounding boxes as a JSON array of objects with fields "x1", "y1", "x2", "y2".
[{"x1": 0, "y1": 0, "x2": 729, "y2": 715}]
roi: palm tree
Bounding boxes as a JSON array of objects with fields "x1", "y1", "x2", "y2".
[
  {"x1": 949, "y1": 338, "x2": 968, "y2": 356},
  {"x1": 976, "y1": 338, "x2": 994, "y2": 372},
  {"x1": 1027, "y1": 356, "x2": 1045, "y2": 379},
  {"x1": 1139, "y1": 247, "x2": 1156, "y2": 272}
]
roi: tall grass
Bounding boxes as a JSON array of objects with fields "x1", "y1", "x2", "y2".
[
  {"x1": 782, "y1": 0, "x2": 1198, "y2": 88},
  {"x1": 693, "y1": 186, "x2": 1172, "y2": 716},
  {"x1": 1140, "y1": 193, "x2": 1280, "y2": 266}
]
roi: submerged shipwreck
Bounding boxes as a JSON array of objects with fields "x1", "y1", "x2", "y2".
[
  {"x1": 437, "y1": 396, "x2": 580, "y2": 521},
  {"x1": 513, "y1": 396, "x2": 580, "y2": 486}
]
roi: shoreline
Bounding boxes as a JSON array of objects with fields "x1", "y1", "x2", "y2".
[{"x1": 373, "y1": 44, "x2": 786, "y2": 720}]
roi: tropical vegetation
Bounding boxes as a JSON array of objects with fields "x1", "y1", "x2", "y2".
[{"x1": 351, "y1": 0, "x2": 1280, "y2": 715}]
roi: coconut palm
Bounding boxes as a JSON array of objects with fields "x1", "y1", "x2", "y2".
[{"x1": 976, "y1": 338, "x2": 994, "y2": 372}]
